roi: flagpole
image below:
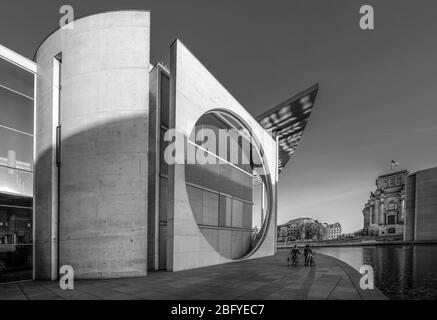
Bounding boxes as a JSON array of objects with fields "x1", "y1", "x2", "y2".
[{"x1": 390, "y1": 160, "x2": 400, "y2": 172}]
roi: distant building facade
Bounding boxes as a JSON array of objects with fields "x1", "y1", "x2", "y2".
[
  {"x1": 277, "y1": 219, "x2": 304, "y2": 242},
  {"x1": 326, "y1": 222, "x2": 342, "y2": 240},
  {"x1": 362, "y1": 170, "x2": 407, "y2": 237},
  {"x1": 277, "y1": 218, "x2": 341, "y2": 242}
]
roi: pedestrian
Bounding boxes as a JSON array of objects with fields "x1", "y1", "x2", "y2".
[
  {"x1": 303, "y1": 245, "x2": 313, "y2": 266},
  {"x1": 290, "y1": 245, "x2": 300, "y2": 267}
]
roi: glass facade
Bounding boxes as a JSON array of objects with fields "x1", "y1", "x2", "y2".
[
  {"x1": 0, "y1": 194, "x2": 32, "y2": 282},
  {"x1": 156, "y1": 66, "x2": 270, "y2": 265},
  {"x1": 0, "y1": 56, "x2": 34, "y2": 282},
  {"x1": 185, "y1": 112, "x2": 268, "y2": 259}
]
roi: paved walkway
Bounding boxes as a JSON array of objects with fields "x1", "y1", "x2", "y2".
[{"x1": 0, "y1": 250, "x2": 386, "y2": 300}]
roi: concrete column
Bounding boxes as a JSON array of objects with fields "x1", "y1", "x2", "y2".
[
  {"x1": 375, "y1": 199, "x2": 385, "y2": 225},
  {"x1": 400, "y1": 198, "x2": 406, "y2": 224},
  {"x1": 35, "y1": 10, "x2": 150, "y2": 279},
  {"x1": 379, "y1": 200, "x2": 385, "y2": 225},
  {"x1": 374, "y1": 199, "x2": 380, "y2": 225},
  {"x1": 363, "y1": 209, "x2": 368, "y2": 230}
]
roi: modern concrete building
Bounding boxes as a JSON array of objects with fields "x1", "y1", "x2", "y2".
[
  {"x1": 405, "y1": 167, "x2": 437, "y2": 241},
  {"x1": 34, "y1": 10, "x2": 152, "y2": 280},
  {"x1": 0, "y1": 10, "x2": 318, "y2": 282}
]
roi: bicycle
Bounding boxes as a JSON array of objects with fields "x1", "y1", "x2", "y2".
[
  {"x1": 306, "y1": 253, "x2": 315, "y2": 267},
  {"x1": 288, "y1": 254, "x2": 298, "y2": 267}
]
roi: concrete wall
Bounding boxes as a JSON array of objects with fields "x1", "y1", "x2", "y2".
[
  {"x1": 35, "y1": 11, "x2": 150, "y2": 279},
  {"x1": 147, "y1": 65, "x2": 159, "y2": 270},
  {"x1": 412, "y1": 168, "x2": 437, "y2": 240},
  {"x1": 404, "y1": 174, "x2": 416, "y2": 241},
  {"x1": 167, "y1": 40, "x2": 277, "y2": 272}
]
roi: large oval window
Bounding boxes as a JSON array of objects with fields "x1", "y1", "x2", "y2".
[{"x1": 185, "y1": 110, "x2": 272, "y2": 259}]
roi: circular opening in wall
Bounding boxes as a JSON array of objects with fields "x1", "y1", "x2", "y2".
[{"x1": 185, "y1": 110, "x2": 273, "y2": 259}]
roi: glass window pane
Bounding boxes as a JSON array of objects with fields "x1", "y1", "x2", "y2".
[
  {"x1": 242, "y1": 173, "x2": 253, "y2": 202},
  {"x1": 225, "y1": 198, "x2": 232, "y2": 227},
  {"x1": 0, "y1": 200, "x2": 32, "y2": 282},
  {"x1": 242, "y1": 203, "x2": 252, "y2": 229},
  {"x1": 0, "y1": 166, "x2": 33, "y2": 197},
  {"x1": 0, "y1": 86, "x2": 34, "y2": 133},
  {"x1": 388, "y1": 215, "x2": 395, "y2": 225},
  {"x1": 219, "y1": 195, "x2": 226, "y2": 227},
  {"x1": 202, "y1": 164, "x2": 218, "y2": 191},
  {"x1": 0, "y1": 193, "x2": 32, "y2": 207},
  {"x1": 0, "y1": 126, "x2": 33, "y2": 165},
  {"x1": 160, "y1": 74, "x2": 169, "y2": 127},
  {"x1": 219, "y1": 164, "x2": 233, "y2": 195},
  {"x1": 232, "y1": 168, "x2": 245, "y2": 199},
  {"x1": 0, "y1": 58, "x2": 34, "y2": 98},
  {"x1": 231, "y1": 199, "x2": 243, "y2": 228},
  {"x1": 202, "y1": 190, "x2": 218, "y2": 226},
  {"x1": 187, "y1": 185, "x2": 202, "y2": 224},
  {"x1": 185, "y1": 163, "x2": 203, "y2": 186},
  {"x1": 251, "y1": 183, "x2": 264, "y2": 230},
  {"x1": 219, "y1": 195, "x2": 232, "y2": 227}
]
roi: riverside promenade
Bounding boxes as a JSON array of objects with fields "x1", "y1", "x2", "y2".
[{"x1": 0, "y1": 250, "x2": 386, "y2": 300}]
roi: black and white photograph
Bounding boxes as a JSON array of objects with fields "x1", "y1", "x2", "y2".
[{"x1": 0, "y1": 0, "x2": 437, "y2": 310}]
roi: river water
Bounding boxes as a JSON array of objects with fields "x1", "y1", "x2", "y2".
[{"x1": 315, "y1": 244, "x2": 437, "y2": 300}]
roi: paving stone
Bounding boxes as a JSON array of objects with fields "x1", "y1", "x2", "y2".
[{"x1": 0, "y1": 251, "x2": 387, "y2": 300}]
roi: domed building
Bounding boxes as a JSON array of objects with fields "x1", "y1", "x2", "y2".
[{"x1": 362, "y1": 170, "x2": 407, "y2": 237}]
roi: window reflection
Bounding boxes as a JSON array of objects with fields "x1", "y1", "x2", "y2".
[
  {"x1": 0, "y1": 58, "x2": 34, "y2": 98},
  {"x1": 0, "y1": 194, "x2": 32, "y2": 282},
  {"x1": 0, "y1": 56, "x2": 34, "y2": 282},
  {"x1": 185, "y1": 112, "x2": 269, "y2": 259}
]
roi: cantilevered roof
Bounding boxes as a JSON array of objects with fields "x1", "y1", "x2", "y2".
[{"x1": 256, "y1": 83, "x2": 319, "y2": 173}]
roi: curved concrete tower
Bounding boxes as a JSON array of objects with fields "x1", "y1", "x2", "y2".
[{"x1": 34, "y1": 10, "x2": 150, "y2": 279}]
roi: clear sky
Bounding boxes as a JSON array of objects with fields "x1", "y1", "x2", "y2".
[{"x1": 2, "y1": 0, "x2": 437, "y2": 233}]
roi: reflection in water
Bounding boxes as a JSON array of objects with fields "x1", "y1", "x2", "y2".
[{"x1": 316, "y1": 245, "x2": 437, "y2": 300}]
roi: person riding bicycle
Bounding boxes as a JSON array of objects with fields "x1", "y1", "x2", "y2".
[
  {"x1": 303, "y1": 245, "x2": 314, "y2": 266},
  {"x1": 290, "y1": 245, "x2": 301, "y2": 267}
]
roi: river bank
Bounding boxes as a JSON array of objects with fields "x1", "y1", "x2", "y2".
[{"x1": 279, "y1": 239, "x2": 437, "y2": 249}]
